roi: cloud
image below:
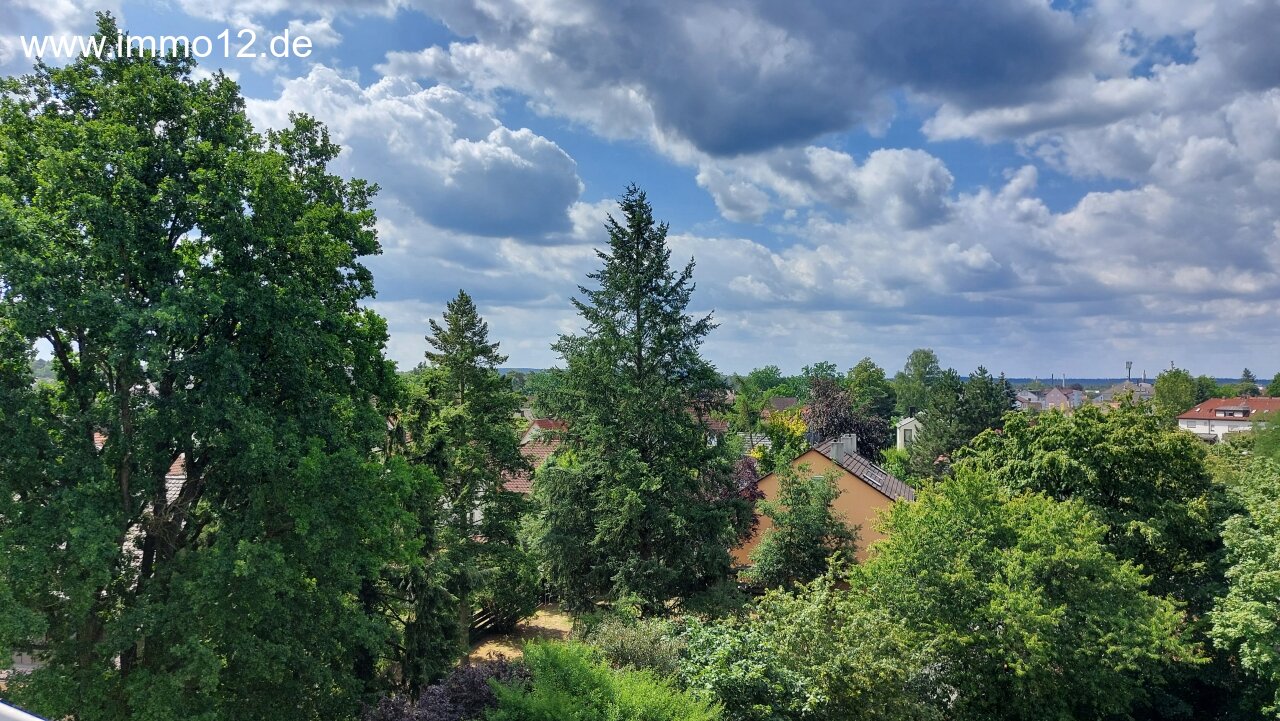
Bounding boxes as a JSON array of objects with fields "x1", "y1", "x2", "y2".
[
  {"x1": 247, "y1": 65, "x2": 583, "y2": 239},
  {"x1": 386, "y1": 0, "x2": 1096, "y2": 156}
]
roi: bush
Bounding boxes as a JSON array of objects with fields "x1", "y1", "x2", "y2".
[
  {"x1": 580, "y1": 615, "x2": 685, "y2": 677},
  {"x1": 488, "y1": 642, "x2": 721, "y2": 721},
  {"x1": 361, "y1": 659, "x2": 530, "y2": 721}
]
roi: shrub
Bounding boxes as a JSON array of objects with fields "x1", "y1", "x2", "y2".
[
  {"x1": 488, "y1": 642, "x2": 721, "y2": 721},
  {"x1": 360, "y1": 659, "x2": 530, "y2": 721},
  {"x1": 580, "y1": 615, "x2": 685, "y2": 677}
]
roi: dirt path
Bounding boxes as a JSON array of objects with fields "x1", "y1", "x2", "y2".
[{"x1": 468, "y1": 604, "x2": 573, "y2": 661}]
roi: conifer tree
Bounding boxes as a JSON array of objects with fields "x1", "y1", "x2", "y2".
[
  {"x1": 528, "y1": 185, "x2": 745, "y2": 613},
  {"x1": 401, "y1": 290, "x2": 529, "y2": 688}
]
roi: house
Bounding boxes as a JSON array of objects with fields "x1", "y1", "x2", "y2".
[
  {"x1": 1094, "y1": 380, "x2": 1154, "y2": 406},
  {"x1": 1043, "y1": 386, "x2": 1084, "y2": 410},
  {"x1": 732, "y1": 434, "x2": 915, "y2": 565},
  {"x1": 1015, "y1": 389, "x2": 1045, "y2": 411},
  {"x1": 759, "y1": 396, "x2": 799, "y2": 421},
  {"x1": 502, "y1": 419, "x2": 565, "y2": 494},
  {"x1": 1177, "y1": 396, "x2": 1280, "y2": 443},
  {"x1": 896, "y1": 416, "x2": 921, "y2": 450}
]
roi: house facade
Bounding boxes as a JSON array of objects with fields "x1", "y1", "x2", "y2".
[
  {"x1": 1177, "y1": 396, "x2": 1280, "y2": 442},
  {"x1": 896, "y1": 416, "x2": 921, "y2": 450},
  {"x1": 732, "y1": 434, "x2": 915, "y2": 565}
]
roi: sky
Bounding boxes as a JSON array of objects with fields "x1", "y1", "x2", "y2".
[{"x1": 3, "y1": 1, "x2": 1279, "y2": 379}]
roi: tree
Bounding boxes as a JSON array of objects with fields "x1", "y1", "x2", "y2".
[
  {"x1": 1154, "y1": 367, "x2": 1197, "y2": 420},
  {"x1": 845, "y1": 356, "x2": 895, "y2": 421},
  {"x1": 680, "y1": 582, "x2": 941, "y2": 721},
  {"x1": 801, "y1": 360, "x2": 839, "y2": 381},
  {"x1": 859, "y1": 469, "x2": 1192, "y2": 721},
  {"x1": 1195, "y1": 374, "x2": 1223, "y2": 402},
  {"x1": 752, "y1": 407, "x2": 808, "y2": 475},
  {"x1": 1266, "y1": 372, "x2": 1280, "y2": 397},
  {"x1": 400, "y1": 290, "x2": 531, "y2": 688},
  {"x1": 745, "y1": 466, "x2": 858, "y2": 590},
  {"x1": 1234, "y1": 368, "x2": 1261, "y2": 397},
  {"x1": 0, "y1": 16, "x2": 419, "y2": 720},
  {"x1": 907, "y1": 367, "x2": 1013, "y2": 479},
  {"x1": 803, "y1": 375, "x2": 892, "y2": 456},
  {"x1": 727, "y1": 373, "x2": 767, "y2": 434},
  {"x1": 1212, "y1": 460, "x2": 1280, "y2": 716},
  {"x1": 744, "y1": 365, "x2": 785, "y2": 393},
  {"x1": 892, "y1": 348, "x2": 941, "y2": 417},
  {"x1": 527, "y1": 185, "x2": 744, "y2": 613},
  {"x1": 958, "y1": 404, "x2": 1239, "y2": 718}
]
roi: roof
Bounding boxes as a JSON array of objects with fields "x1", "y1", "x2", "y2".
[
  {"x1": 506, "y1": 419, "x2": 565, "y2": 494},
  {"x1": 895, "y1": 416, "x2": 920, "y2": 428},
  {"x1": 1177, "y1": 396, "x2": 1280, "y2": 421},
  {"x1": 812, "y1": 439, "x2": 915, "y2": 502},
  {"x1": 766, "y1": 396, "x2": 799, "y2": 411}
]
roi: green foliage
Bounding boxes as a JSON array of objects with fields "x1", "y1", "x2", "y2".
[
  {"x1": 579, "y1": 615, "x2": 686, "y2": 677},
  {"x1": 1212, "y1": 459, "x2": 1280, "y2": 716},
  {"x1": 907, "y1": 366, "x2": 1013, "y2": 477},
  {"x1": 844, "y1": 357, "x2": 895, "y2": 421},
  {"x1": 862, "y1": 469, "x2": 1193, "y2": 721},
  {"x1": 527, "y1": 186, "x2": 744, "y2": 614},
  {"x1": 1195, "y1": 374, "x2": 1224, "y2": 402},
  {"x1": 0, "y1": 15, "x2": 419, "y2": 719},
  {"x1": 958, "y1": 403, "x2": 1239, "y2": 717},
  {"x1": 745, "y1": 466, "x2": 857, "y2": 590},
  {"x1": 1266, "y1": 372, "x2": 1280, "y2": 397},
  {"x1": 892, "y1": 348, "x2": 940, "y2": 417},
  {"x1": 1238, "y1": 368, "x2": 1261, "y2": 397},
  {"x1": 488, "y1": 642, "x2": 722, "y2": 721},
  {"x1": 751, "y1": 407, "x2": 808, "y2": 475},
  {"x1": 743, "y1": 366, "x2": 785, "y2": 394},
  {"x1": 680, "y1": 579, "x2": 941, "y2": 721},
  {"x1": 1154, "y1": 367, "x2": 1197, "y2": 421},
  {"x1": 1254, "y1": 412, "x2": 1280, "y2": 463},
  {"x1": 400, "y1": 290, "x2": 532, "y2": 689}
]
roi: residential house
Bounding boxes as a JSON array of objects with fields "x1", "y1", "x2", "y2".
[
  {"x1": 896, "y1": 416, "x2": 921, "y2": 450},
  {"x1": 1043, "y1": 386, "x2": 1084, "y2": 411},
  {"x1": 1015, "y1": 389, "x2": 1045, "y2": 411},
  {"x1": 732, "y1": 434, "x2": 915, "y2": 565},
  {"x1": 1094, "y1": 380, "x2": 1154, "y2": 406},
  {"x1": 1177, "y1": 396, "x2": 1280, "y2": 443}
]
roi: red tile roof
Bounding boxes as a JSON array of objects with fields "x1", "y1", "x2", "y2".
[
  {"x1": 1177, "y1": 396, "x2": 1280, "y2": 421},
  {"x1": 506, "y1": 419, "x2": 565, "y2": 494}
]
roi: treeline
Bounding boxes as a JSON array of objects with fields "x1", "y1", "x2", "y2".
[{"x1": 3, "y1": 16, "x2": 1280, "y2": 721}]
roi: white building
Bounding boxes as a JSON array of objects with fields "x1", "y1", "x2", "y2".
[
  {"x1": 896, "y1": 416, "x2": 922, "y2": 450},
  {"x1": 1177, "y1": 396, "x2": 1280, "y2": 442}
]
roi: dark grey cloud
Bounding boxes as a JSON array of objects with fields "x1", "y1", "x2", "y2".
[{"x1": 406, "y1": 0, "x2": 1096, "y2": 156}]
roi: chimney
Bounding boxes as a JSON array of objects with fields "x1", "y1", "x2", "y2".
[{"x1": 840, "y1": 433, "x2": 859, "y2": 457}]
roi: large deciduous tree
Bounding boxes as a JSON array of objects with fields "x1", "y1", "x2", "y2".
[
  {"x1": 845, "y1": 356, "x2": 896, "y2": 421},
  {"x1": 527, "y1": 185, "x2": 745, "y2": 613},
  {"x1": 958, "y1": 403, "x2": 1242, "y2": 718},
  {"x1": 1154, "y1": 367, "x2": 1197, "y2": 421},
  {"x1": 0, "y1": 15, "x2": 419, "y2": 720},
  {"x1": 860, "y1": 469, "x2": 1192, "y2": 721}
]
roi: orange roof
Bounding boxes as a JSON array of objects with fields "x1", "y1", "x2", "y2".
[
  {"x1": 506, "y1": 420, "x2": 564, "y2": 494},
  {"x1": 1178, "y1": 396, "x2": 1280, "y2": 421}
]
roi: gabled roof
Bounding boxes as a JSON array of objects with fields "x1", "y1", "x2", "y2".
[
  {"x1": 895, "y1": 416, "x2": 920, "y2": 428},
  {"x1": 1178, "y1": 396, "x2": 1280, "y2": 421},
  {"x1": 812, "y1": 439, "x2": 915, "y2": 502}
]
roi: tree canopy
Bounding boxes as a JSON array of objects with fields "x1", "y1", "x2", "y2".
[{"x1": 0, "y1": 15, "x2": 420, "y2": 719}]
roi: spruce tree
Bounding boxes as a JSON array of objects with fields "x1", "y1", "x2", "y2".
[
  {"x1": 529, "y1": 185, "x2": 744, "y2": 613},
  {"x1": 401, "y1": 290, "x2": 529, "y2": 688}
]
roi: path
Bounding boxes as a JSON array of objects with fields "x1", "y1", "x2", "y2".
[{"x1": 468, "y1": 604, "x2": 573, "y2": 661}]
